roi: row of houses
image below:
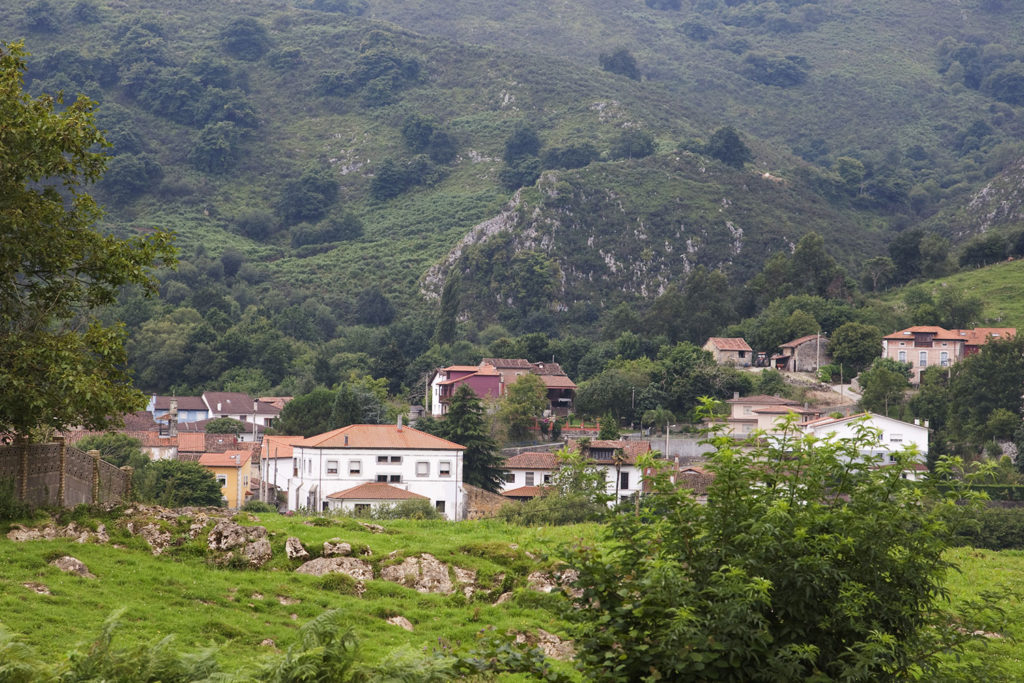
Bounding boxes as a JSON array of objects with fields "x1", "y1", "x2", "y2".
[{"x1": 704, "y1": 335, "x2": 831, "y2": 372}]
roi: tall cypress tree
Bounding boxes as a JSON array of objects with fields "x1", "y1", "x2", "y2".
[{"x1": 444, "y1": 385, "x2": 504, "y2": 492}]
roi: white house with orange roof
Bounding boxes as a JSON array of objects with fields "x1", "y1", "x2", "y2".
[
  {"x1": 881, "y1": 325, "x2": 1015, "y2": 383},
  {"x1": 287, "y1": 421, "x2": 465, "y2": 519},
  {"x1": 800, "y1": 412, "x2": 929, "y2": 480},
  {"x1": 326, "y1": 482, "x2": 429, "y2": 514}
]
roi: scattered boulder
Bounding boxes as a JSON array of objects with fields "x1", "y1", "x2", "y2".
[
  {"x1": 514, "y1": 629, "x2": 575, "y2": 661},
  {"x1": 251, "y1": 592, "x2": 264, "y2": 600},
  {"x1": 6, "y1": 524, "x2": 41, "y2": 542},
  {"x1": 94, "y1": 524, "x2": 109, "y2": 544},
  {"x1": 386, "y1": 615, "x2": 414, "y2": 631},
  {"x1": 381, "y1": 554, "x2": 453, "y2": 594},
  {"x1": 208, "y1": 519, "x2": 267, "y2": 551},
  {"x1": 295, "y1": 557, "x2": 373, "y2": 582},
  {"x1": 526, "y1": 571, "x2": 557, "y2": 593},
  {"x1": 23, "y1": 582, "x2": 51, "y2": 595},
  {"x1": 527, "y1": 569, "x2": 581, "y2": 597},
  {"x1": 188, "y1": 514, "x2": 210, "y2": 539},
  {"x1": 8, "y1": 522, "x2": 106, "y2": 544},
  {"x1": 260, "y1": 639, "x2": 276, "y2": 648},
  {"x1": 359, "y1": 522, "x2": 386, "y2": 534},
  {"x1": 138, "y1": 523, "x2": 172, "y2": 556},
  {"x1": 454, "y1": 566, "x2": 477, "y2": 598},
  {"x1": 243, "y1": 538, "x2": 273, "y2": 568},
  {"x1": 50, "y1": 556, "x2": 96, "y2": 578},
  {"x1": 493, "y1": 592, "x2": 514, "y2": 605},
  {"x1": 323, "y1": 539, "x2": 352, "y2": 557},
  {"x1": 277, "y1": 595, "x2": 300, "y2": 606},
  {"x1": 285, "y1": 537, "x2": 309, "y2": 560}
]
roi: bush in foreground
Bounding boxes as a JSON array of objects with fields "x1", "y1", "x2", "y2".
[{"x1": 567, "y1": 405, "x2": 998, "y2": 681}]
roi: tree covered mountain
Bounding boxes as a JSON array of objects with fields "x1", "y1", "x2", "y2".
[{"x1": 5, "y1": 0, "x2": 1024, "y2": 396}]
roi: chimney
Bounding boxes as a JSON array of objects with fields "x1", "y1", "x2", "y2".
[
  {"x1": 217, "y1": 402, "x2": 222, "y2": 412},
  {"x1": 733, "y1": 391, "x2": 739, "y2": 399},
  {"x1": 396, "y1": 415, "x2": 403, "y2": 431},
  {"x1": 344, "y1": 434, "x2": 349, "y2": 446},
  {"x1": 168, "y1": 399, "x2": 178, "y2": 438}
]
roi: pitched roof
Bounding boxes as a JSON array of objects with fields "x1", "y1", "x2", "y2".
[
  {"x1": 959, "y1": 327, "x2": 1016, "y2": 346},
  {"x1": 176, "y1": 433, "x2": 207, "y2": 452},
  {"x1": 705, "y1": 337, "x2": 752, "y2": 352},
  {"x1": 501, "y1": 485, "x2": 545, "y2": 498},
  {"x1": 482, "y1": 358, "x2": 534, "y2": 370},
  {"x1": 326, "y1": 482, "x2": 428, "y2": 500},
  {"x1": 504, "y1": 452, "x2": 561, "y2": 469},
  {"x1": 199, "y1": 450, "x2": 252, "y2": 468},
  {"x1": 535, "y1": 374, "x2": 577, "y2": 389},
  {"x1": 753, "y1": 406, "x2": 820, "y2": 415},
  {"x1": 780, "y1": 334, "x2": 827, "y2": 349},
  {"x1": 152, "y1": 396, "x2": 207, "y2": 411},
  {"x1": 258, "y1": 396, "x2": 293, "y2": 411},
  {"x1": 202, "y1": 392, "x2": 256, "y2": 414},
  {"x1": 726, "y1": 394, "x2": 801, "y2": 405},
  {"x1": 262, "y1": 435, "x2": 305, "y2": 459},
  {"x1": 531, "y1": 361, "x2": 568, "y2": 376},
  {"x1": 298, "y1": 424, "x2": 465, "y2": 450},
  {"x1": 883, "y1": 326, "x2": 961, "y2": 341},
  {"x1": 122, "y1": 411, "x2": 159, "y2": 431},
  {"x1": 566, "y1": 439, "x2": 653, "y2": 465}
]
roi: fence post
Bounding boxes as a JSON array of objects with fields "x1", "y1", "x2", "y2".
[
  {"x1": 57, "y1": 437, "x2": 67, "y2": 506},
  {"x1": 120, "y1": 466, "x2": 133, "y2": 502},
  {"x1": 18, "y1": 437, "x2": 28, "y2": 502},
  {"x1": 88, "y1": 449, "x2": 101, "y2": 504}
]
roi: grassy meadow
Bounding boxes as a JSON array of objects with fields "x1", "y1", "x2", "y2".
[{"x1": 0, "y1": 510, "x2": 598, "y2": 676}]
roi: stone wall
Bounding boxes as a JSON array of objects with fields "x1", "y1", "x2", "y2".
[
  {"x1": 463, "y1": 484, "x2": 511, "y2": 520},
  {"x1": 0, "y1": 440, "x2": 131, "y2": 508}
]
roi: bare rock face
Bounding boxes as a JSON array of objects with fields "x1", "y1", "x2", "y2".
[
  {"x1": 188, "y1": 514, "x2": 210, "y2": 539},
  {"x1": 50, "y1": 556, "x2": 96, "y2": 578},
  {"x1": 381, "y1": 554, "x2": 453, "y2": 594},
  {"x1": 386, "y1": 616, "x2": 414, "y2": 631},
  {"x1": 527, "y1": 569, "x2": 581, "y2": 597},
  {"x1": 8, "y1": 522, "x2": 106, "y2": 544},
  {"x1": 6, "y1": 524, "x2": 41, "y2": 542},
  {"x1": 514, "y1": 629, "x2": 575, "y2": 661},
  {"x1": 323, "y1": 539, "x2": 352, "y2": 557},
  {"x1": 285, "y1": 537, "x2": 309, "y2": 560},
  {"x1": 493, "y1": 592, "x2": 514, "y2": 605},
  {"x1": 526, "y1": 571, "x2": 557, "y2": 593},
  {"x1": 295, "y1": 557, "x2": 373, "y2": 582}
]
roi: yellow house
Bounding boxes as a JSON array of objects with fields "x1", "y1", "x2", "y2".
[{"x1": 199, "y1": 450, "x2": 253, "y2": 509}]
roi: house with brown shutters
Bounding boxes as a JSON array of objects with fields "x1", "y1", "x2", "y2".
[
  {"x1": 881, "y1": 326, "x2": 1015, "y2": 383},
  {"x1": 725, "y1": 393, "x2": 823, "y2": 438}
]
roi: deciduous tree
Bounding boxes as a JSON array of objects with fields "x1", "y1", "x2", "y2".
[{"x1": 0, "y1": 43, "x2": 174, "y2": 439}]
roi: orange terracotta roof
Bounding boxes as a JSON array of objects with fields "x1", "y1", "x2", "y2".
[
  {"x1": 536, "y1": 374, "x2": 577, "y2": 389},
  {"x1": 177, "y1": 433, "x2": 207, "y2": 452},
  {"x1": 326, "y1": 482, "x2": 428, "y2": 500},
  {"x1": 883, "y1": 326, "x2": 961, "y2": 341},
  {"x1": 199, "y1": 450, "x2": 252, "y2": 468},
  {"x1": 482, "y1": 358, "x2": 534, "y2": 370},
  {"x1": 753, "y1": 406, "x2": 820, "y2": 415},
  {"x1": 959, "y1": 327, "x2": 1016, "y2": 346},
  {"x1": 705, "y1": 337, "x2": 752, "y2": 352},
  {"x1": 566, "y1": 439, "x2": 653, "y2": 465},
  {"x1": 504, "y1": 452, "x2": 561, "y2": 469},
  {"x1": 442, "y1": 365, "x2": 487, "y2": 372},
  {"x1": 298, "y1": 424, "x2": 465, "y2": 450},
  {"x1": 726, "y1": 395, "x2": 801, "y2": 405},
  {"x1": 262, "y1": 435, "x2": 305, "y2": 459},
  {"x1": 780, "y1": 334, "x2": 826, "y2": 349},
  {"x1": 502, "y1": 485, "x2": 545, "y2": 498}
]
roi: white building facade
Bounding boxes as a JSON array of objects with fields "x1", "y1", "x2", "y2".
[
  {"x1": 800, "y1": 413, "x2": 929, "y2": 479},
  {"x1": 286, "y1": 424, "x2": 465, "y2": 520}
]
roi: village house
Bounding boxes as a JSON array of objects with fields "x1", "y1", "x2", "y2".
[
  {"x1": 430, "y1": 358, "x2": 577, "y2": 417},
  {"x1": 199, "y1": 449, "x2": 254, "y2": 509},
  {"x1": 881, "y1": 326, "x2": 1016, "y2": 383},
  {"x1": 725, "y1": 393, "x2": 823, "y2": 438},
  {"x1": 286, "y1": 422, "x2": 465, "y2": 519},
  {"x1": 703, "y1": 337, "x2": 753, "y2": 366},
  {"x1": 499, "y1": 439, "x2": 652, "y2": 504},
  {"x1": 772, "y1": 333, "x2": 830, "y2": 372},
  {"x1": 801, "y1": 412, "x2": 929, "y2": 480},
  {"x1": 148, "y1": 392, "x2": 284, "y2": 429},
  {"x1": 257, "y1": 434, "x2": 305, "y2": 506}
]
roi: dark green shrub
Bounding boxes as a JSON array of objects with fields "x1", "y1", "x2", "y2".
[
  {"x1": 317, "y1": 572, "x2": 360, "y2": 594},
  {"x1": 371, "y1": 499, "x2": 441, "y2": 520}
]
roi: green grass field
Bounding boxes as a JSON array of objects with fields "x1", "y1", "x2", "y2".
[{"x1": 2, "y1": 510, "x2": 1023, "y2": 678}]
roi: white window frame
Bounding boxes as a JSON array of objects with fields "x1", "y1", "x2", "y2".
[
  {"x1": 348, "y1": 460, "x2": 361, "y2": 475},
  {"x1": 416, "y1": 461, "x2": 429, "y2": 477},
  {"x1": 525, "y1": 472, "x2": 535, "y2": 486},
  {"x1": 216, "y1": 475, "x2": 227, "y2": 487},
  {"x1": 439, "y1": 461, "x2": 452, "y2": 477},
  {"x1": 326, "y1": 460, "x2": 338, "y2": 475}
]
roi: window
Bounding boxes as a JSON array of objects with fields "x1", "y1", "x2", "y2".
[
  {"x1": 898, "y1": 350, "x2": 906, "y2": 362},
  {"x1": 919, "y1": 351, "x2": 927, "y2": 368},
  {"x1": 326, "y1": 460, "x2": 338, "y2": 475},
  {"x1": 543, "y1": 474, "x2": 552, "y2": 484},
  {"x1": 377, "y1": 474, "x2": 388, "y2": 482},
  {"x1": 354, "y1": 503, "x2": 370, "y2": 513},
  {"x1": 435, "y1": 501, "x2": 446, "y2": 513},
  {"x1": 377, "y1": 455, "x2": 402, "y2": 464},
  {"x1": 243, "y1": 475, "x2": 248, "y2": 486},
  {"x1": 940, "y1": 351, "x2": 949, "y2": 366},
  {"x1": 416, "y1": 461, "x2": 429, "y2": 477},
  {"x1": 439, "y1": 461, "x2": 452, "y2": 477},
  {"x1": 505, "y1": 472, "x2": 516, "y2": 483},
  {"x1": 620, "y1": 472, "x2": 629, "y2": 490},
  {"x1": 744, "y1": 406, "x2": 753, "y2": 415},
  {"x1": 890, "y1": 433, "x2": 903, "y2": 443},
  {"x1": 525, "y1": 472, "x2": 535, "y2": 486},
  {"x1": 389, "y1": 474, "x2": 401, "y2": 483},
  {"x1": 307, "y1": 459, "x2": 312, "y2": 474},
  {"x1": 216, "y1": 475, "x2": 227, "y2": 487},
  {"x1": 899, "y1": 341, "x2": 906, "y2": 346},
  {"x1": 349, "y1": 461, "x2": 361, "y2": 475},
  {"x1": 377, "y1": 455, "x2": 387, "y2": 464}
]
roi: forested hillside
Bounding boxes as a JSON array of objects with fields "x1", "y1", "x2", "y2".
[{"x1": 5, "y1": 0, "x2": 1024, "y2": 397}]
